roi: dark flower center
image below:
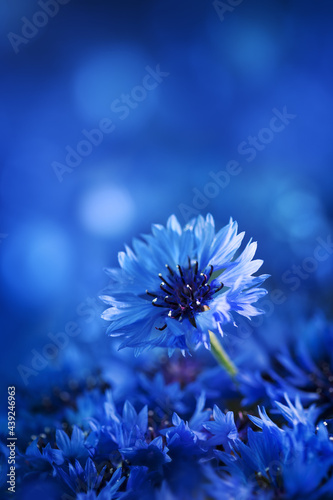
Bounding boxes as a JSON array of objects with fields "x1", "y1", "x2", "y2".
[{"x1": 146, "y1": 258, "x2": 223, "y2": 329}]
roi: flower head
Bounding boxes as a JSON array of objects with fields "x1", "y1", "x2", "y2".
[
  {"x1": 101, "y1": 214, "x2": 268, "y2": 354},
  {"x1": 213, "y1": 397, "x2": 333, "y2": 500},
  {"x1": 23, "y1": 439, "x2": 64, "y2": 472},
  {"x1": 239, "y1": 314, "x2": 333, "y2": 418}
]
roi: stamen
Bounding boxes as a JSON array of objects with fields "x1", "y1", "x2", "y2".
[
  {"x1": 158, "y1": 274, "x2": 173, "y2": 289},
  {"x1": 180, "y1": 289, "x2": 191, "y2": 301},
  {"x1": 177, "y1": 265, "x2": 186, "y2": 285},
  {"x1": 202, "y1": 284, "x2": 211, "y2": 296},
  {"x1": 214, "y1": 282, "x2": 224, "y2": 293},
  {"x1": 165, "y1": 264, "x2": 174, "y2": 276},
  {"x1": 152, "y1": 261, "x2": 218, "y2": 325},
  {"x1": 160, "y1": 284, "x2": 170, "y2": 294},
  {"x1": 177, "y1": 265, "x2": 184, "y2": 277},
  {"x1": 152, "y1": 298, "x2": 167, "y2": 308},
  {"x1": 200, "y1": 273, "x2": 208, "y2": 286},
  {"x1": 164, "y1": 297, "x2": 179, "y2": 306},
  {"x1": 155, "y1": 324, "x2": 167, "y2": 331},
  {"x1": 186, "y1": 284, "x2": 194, "y2": 299}
]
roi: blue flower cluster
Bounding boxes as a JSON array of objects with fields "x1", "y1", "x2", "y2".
[{"x1": 2, "y1": 215, "x2": 333, "y2": 499}]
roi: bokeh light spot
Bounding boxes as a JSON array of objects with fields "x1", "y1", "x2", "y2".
[
  {"x1": 1, "y1": 222, "x2": 73, "y2": 306},
  {"x1": 78, "y1": 184, "x2": 135, "y2": 237}
]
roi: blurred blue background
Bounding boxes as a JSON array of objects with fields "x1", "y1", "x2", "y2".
[{"x1": 0, "y1": 0, "x2": 332, "y2": 390}]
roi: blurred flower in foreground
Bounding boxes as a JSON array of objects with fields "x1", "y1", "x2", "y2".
[
  {"x1": 101, "y1": 214, "x2": 268, "y2": 354},
  {"x1": 207, "y1": 397, "x2": 333, "y2": 500},
  {"x1": 239, "y1": 314, "x2": 333, "y2": 420}
]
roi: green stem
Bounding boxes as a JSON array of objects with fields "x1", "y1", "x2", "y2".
[{"x1": 209, "y1": 330, "x2": 237, "y2": 377}]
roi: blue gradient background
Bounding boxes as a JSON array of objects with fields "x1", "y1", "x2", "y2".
[{"x1": 0, "y1": 0, "x2": 332, "y2": 390}]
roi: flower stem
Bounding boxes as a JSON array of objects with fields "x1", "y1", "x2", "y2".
[{"x1": 209, "y1": 330, "x2": 237, "y2": 377}]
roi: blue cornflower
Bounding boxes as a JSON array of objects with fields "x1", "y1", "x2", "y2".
[
  {"x1": 203, "y1": 406, "x2": 238, "y2": 452},
  {"x1": 138, "y1": 353, "x2": 239, "y2": 424},
  {"x1": 103, "y1": 398, "x2": 148, "y2": 450},
  {"x1": 101, "y1": 214, "x2": 268, "y2": 354},
  {"x1": 23, "y1": 439, "x2": 64, "y2": 473},
  {"x1": 65, "y1": 389, "x2": 112, "y2": 430},
  {"x1": 239, "y1": 314, "x2": 333, "y2": 418},
  {"x1": 157, "y1": 394, "x2": 222, "y2": 500},
  {"x1": 57, "y1": 457, "x2": 125, "y2": 497},
  {"x1": 87, "y1": 395, "x2": 148, "y2": 464},
  {"x1": 121, "y1": 436, "x2": 171, "y2": 473},
  {"x1": 213, "y1": 397, "x2": 333, "y2": 499},
  {"x1": 56, "y1": 425, "x2": 90, "y2": 463},
  {"x1": 160, "y1": 393, "x2": 211, "y2": 457},
  {"x1": 138, "y1": 372, "x2": 189, "y2": 418},
  {"x1": 123, "y1": 466, "x2": 155, "y2": 500}
]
